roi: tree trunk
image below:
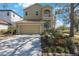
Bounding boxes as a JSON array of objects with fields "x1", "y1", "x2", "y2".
[
  {"x1": 69, "y1": 4, "x2": 79, "y2": 55},
  {"x1": 76, "y1": 24, "x2": 79, "y2": 32},
  {"x1": 69, "y1": 3, "x2": 75, "y2": 37},
  {"x1": 76, "y1": 22, "x2": 79, "y2": 32}
]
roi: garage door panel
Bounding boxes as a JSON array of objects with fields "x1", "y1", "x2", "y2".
[{"x1": 20, "y1": 24, "x2": 41, "y2": 34}]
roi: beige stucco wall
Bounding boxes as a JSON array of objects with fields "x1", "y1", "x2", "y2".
[
  {"x1": 16, "y1": 4, "x2": 55, "y2": 34},
  {"x1": 0, "y1": 24, "x2": 8, "y2": 30},
  {"x1": 24, "y1": 4, "x2": 42, "y2": 20}
]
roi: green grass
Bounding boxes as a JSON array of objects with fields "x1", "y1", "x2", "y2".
[{"x1": 74, "y1": 35, "x2": 79, "y2": 44}]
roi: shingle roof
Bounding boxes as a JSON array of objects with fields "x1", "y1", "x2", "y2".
[
  {"x1": 24, "y1": 3, "x2": 54, "y2": 14},
  {"x1": 0, "y1": 19, "x2": 9, "y2": 25}
]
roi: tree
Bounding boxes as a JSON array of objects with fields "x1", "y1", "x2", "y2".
[
  {"x1": 55, "y1": 3, "x2": 79, "y2": 55},
  {"x1": 69, "y1": 3, "x2": 79, "y2": 37},
  {"x1": 55, "y1": 3, "x2": 79, "y2": 37},
  {"x1": 69, "y1": 3, "x2": 74, "y2": 37},
  {"x1": 74, "y1": 10, "x2": 79, "y2": 32}
]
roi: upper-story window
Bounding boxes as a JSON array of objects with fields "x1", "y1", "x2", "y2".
[
  {"x1": 35, "y1": 10, "x2": 39, "y2": 16},
  {"x1": 44, "y1": 10, "x2": 50, "y2": 17},
  {"x1": 13, "y1": 14, "x2": 15, "y2": 17},
  {"x1": 7, "y1": 11, "x2": 9, "y2": 16}
]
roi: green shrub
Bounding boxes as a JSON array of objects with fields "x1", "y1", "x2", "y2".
[
  {"x1": 51, "y1": 47, "x2": 56, "y2": 52},
  {"x1": 64, "y1": 47, "x2": 69, "y2": 53},
  {"x1": 41, "y1": 29, "x2": 70, "y2": 53},
  {"x1": 0, "y1": 29, "x2": 7, "y2": 35},
  {"x1": 4, "y1": 26, "x2": 16, "y2": 35},
  {"x1": 57, "y1": 25, "x2": 68, "y2": 31},
  {"x1": 43, "y1": 47, "x2": 49, "y2": 52},
  {"x1": 47, "y1": 48, "x2": 52, "y2": 52},
  {"x1": 41, "y1": 29, "x2": 63, "y2": 39},
  {"x1": 56, "y1": 46, "x2": 65, "y2": 53},
  {"x1": 40, "y1": 31, "x2": 46, "y2": 35},
  {"x1": 53, "y1": 29, "x2": 63, "y2": 38}
]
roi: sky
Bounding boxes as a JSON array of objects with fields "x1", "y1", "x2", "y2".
[
  {"x1": 0, "y1": 3, "x2": 24, "y2": 17},
  {"x1": 0, "y1": 3, "x2": 63, "y2": 27}
]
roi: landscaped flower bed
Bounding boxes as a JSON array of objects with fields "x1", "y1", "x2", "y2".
[{"x1": 41, "y1": 29, "x2": 78, "y2": 56}]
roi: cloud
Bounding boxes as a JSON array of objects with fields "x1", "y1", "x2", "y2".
[
  {"x1": 18, "y1": 3, "x2": 22, "y2": 6},
  {"x1": 22, "y1": 3, "x2": 35, "y2": 8},
  {"x1": 56, "y1": 20, "x2": 63, "y2": 28}
]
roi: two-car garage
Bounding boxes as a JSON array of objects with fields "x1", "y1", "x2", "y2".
[{"x1": 16, "y1": 21, "x2": 44, "y2": 34}]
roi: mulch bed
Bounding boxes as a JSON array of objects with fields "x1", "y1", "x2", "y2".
[{"x1": 42, "y1": 53, "x2": 75, "y2": 56}]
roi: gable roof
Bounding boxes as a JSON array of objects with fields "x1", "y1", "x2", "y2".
[
  {"x1": 24, "y1": 3, "x2": 53, "y2": 12},
  {"x1": 24, "y1": 3, "x2": 53, "y2": 9},
  {"x1": 0, "y1": 19, "x2": 11, "y2": 25},
  {"x1": 24, "y1": 3, "x2": 42, "y2": 10}
]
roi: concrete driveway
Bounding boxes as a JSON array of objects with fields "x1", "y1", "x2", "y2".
[{"x1": 0, "y1": 35, "x2": 42, "y2": 56}]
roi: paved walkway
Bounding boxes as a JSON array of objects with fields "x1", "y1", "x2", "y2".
[{"x1": 0, "y1": 35, "x2": 42, "y2": 56}]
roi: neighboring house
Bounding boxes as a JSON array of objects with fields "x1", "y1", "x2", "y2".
[
  {"x1": 0, "y1": 19, "x2": 10, "y2": 31},
  {"x1": 0, "y1": 4, "x2": 23, "y2": 31},
  {"x1": 16, "y1": 3, "x2": 55, "y2": 34},
  {"x1": 74, "y1": 10, "x2": 79, "y2": 32},
  {"x1": 0, "y1": 10, "x2": 23, "y2": 26}
]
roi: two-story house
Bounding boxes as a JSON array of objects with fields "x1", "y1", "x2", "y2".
[
  {"x1": 0, "y1": 10, "x2": 23, "y2": 25},
  {"x1": 0, "y1": 4, "x2": 23, "y2": 30},
  {"x1": 16, "y1": 3, "x2": 55, "y2": 34}
]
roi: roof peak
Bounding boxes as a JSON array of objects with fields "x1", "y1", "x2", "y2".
[{"x1": 24, "y1": 3, "x2": 53, "y2": 10}]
